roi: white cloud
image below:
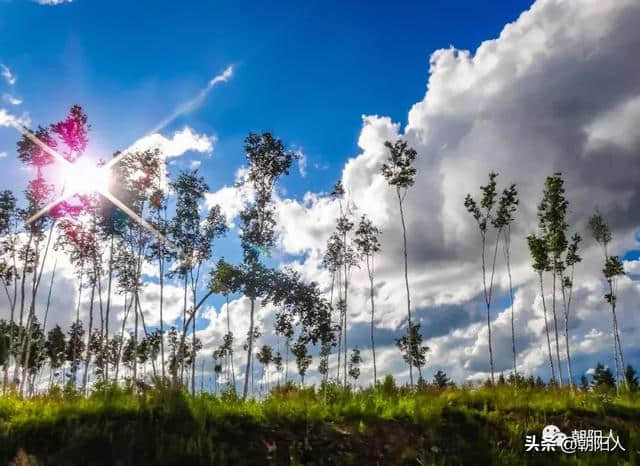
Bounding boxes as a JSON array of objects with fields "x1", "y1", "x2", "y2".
[
  {"x1": 2, "y1": 94, "x2": 22, "y2": 106},
  {"x1": 0, "y1": 65, "x2": 16, "y2": 86},
  {"x1": 0, "y1": 108, "x2": 30, "y2": 128},
  {"x1": 204, "y1": 168, "x2": 254, "y2": 227},
  {"x1": 0, "y1": 151, "x2": 7, "y2": 159},
  {"x1": 34, "y1": 0, "x2": 73, "y2": 4},
  {"x1": 296, "y1": 150, "x2": 307, "y2": 177},
  {"x1": 263, "y1": 0, "x2": 640, "y2": 384},
  {"x1": 127, "y1": 126, "x2": 214, "y2": 158}
]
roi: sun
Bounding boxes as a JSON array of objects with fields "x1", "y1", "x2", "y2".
[{"x1": 62, "y1": 158, "x2": 111, "y2": 196}]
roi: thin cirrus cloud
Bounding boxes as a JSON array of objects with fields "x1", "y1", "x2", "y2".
[
  {"x1": 150, "y1": 65, "x2": 234, "y2": 135},
  {"x1": 3, "y1": 94, "x2": 22, "y2": 106},
  {"x1": 0, "y1": 65, "x2": 16, "y2": 86},
  {"x1": 34, "y1": 0, "x2": 73, "y2": 5}
]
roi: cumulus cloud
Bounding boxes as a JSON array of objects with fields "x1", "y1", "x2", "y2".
[
  {"x1": 0, "y1": 151, "x2": 7, "y2": 159},
  {"x1": 0, "y1": 65, "x2": 16, "y2": 86},
  {"x1": 204, "y1": 168, "x2": 254, "y2": 226},
  {"x1": 251, "y1": 0, "x2": 640, "y2": 384},
  {"x1": 127, "y1": 126, "x2": 214, "y2": 158}
]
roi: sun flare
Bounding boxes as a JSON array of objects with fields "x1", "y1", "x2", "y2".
[{"x1": 62, "y1": 159, "x2": 111, "y2": 196}]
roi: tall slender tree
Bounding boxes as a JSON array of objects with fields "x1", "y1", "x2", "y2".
[
  {"x1": 382, "y1": 139, "x2": 418, "y2": 386},
  {"x1": 464, "y1": 172, "x2": 502, "y2": 384},
  {"x1": 560, "y1": 233, "x2": 581, "y2": 389},
  {"x1": 395, "y1": 322, "x2": 429, "y2": 382},
  {"x1": 538, "y1": 174, "x2": 569, "y2": 385},
  {"x1": 210, "y1": 258, "x2": 242, "y2": 387},
  {"x1": 354, "y1": 214, "x2": 381, "y2": 384},
  {"x1": 527, "y1": 234, "x2": 555, "y2": 382},
  {"x1": 238, "y1": 132, "x2": 294, "y2": 398},
  {"x1": 171, "y1": 170, "x2": 227, "y2": 393},
  {"x1": 588, "y1": 213, "x2": 627, "y2": 389},
  {"x1": 146, "y1": 171, "x2": 172, "y2": 383},
  {"x1": 493, "y1": 184, "x2": 519, "y2": 377}
]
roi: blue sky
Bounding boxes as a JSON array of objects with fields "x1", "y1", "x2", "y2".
[{"x1": 1, "y1": 0, "x2": 532, "y2": 198}]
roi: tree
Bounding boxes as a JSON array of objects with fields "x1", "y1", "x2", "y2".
[
  {"x1": 330, "y1": 182, "x2": 358, "y2": 386},
  {"x1": 146, "y1": 168, "x2": 172, "y2": 382},
  {"x1": 0, "y1": 190, "x2": 18, "y2": 391},
  {"x1": 560, "y1": 233, "x2": 581, "y2": 389},
  {"x1": 395, "y1": 322, "x2": 429, "y2": 382},
  {"x1": 493, "y1": 184, "x2": 519, "y2": 378},
  {"x1": 433, "y1": 370, "x2": 450, "y2": 389},
  {"x1": 65, "y1": 321, "x2": 85, "y2": 385},
  {"x1": 382, "y1": 139, "x2": 417, "y2": 386},
  {"x1": 256, "y1": 345, "x2": 273, "y2": 392},
  {"x1": 348, "y1": 347, "x2": 362, "y2": 384},
  {"x1": 210, "y1": 258, "x2": 242, "y2": 385},
  {"x1": 171, "y1": 170, "x2": 228, "y2": 393},
  {"x1": 592, "y1": 363, "x2": 616, "y2": 391},
  {"x1": 45, "y1": 325, "x2": 66, "y2": 389},
  {"x1": 273, "y1": 351, "x2": 283, "y2": 386},
  {"x1": 354, "y1": 214, "x2": 381, "y2": 384},
  {"x1": 464, "y1": 172, "x2": 503, "y2": 384},
  {"x1": 16, "y1": 106, "x2": 91, "y2": 395},
  {"x1": 110, "y1": 147, "x2": 162, "y2": 388},
  {"x1": 538, "y1": 174, "x2": 569, "y2": 386},
  {"x1": 588, "y1": 213, "x2": 626, "y2": 389},
  {"x1": 527, "y1": 234, "x2": 555, "y2": 382},
  {"x1": 322, "y1": 231, "x2": 342, "y2": 384},
  {"x1": 291, "y1": 338, "x2": 311, "y2": 386},
  {"x1": 579, "y1": 374, "x2": 590, "y2": 391},
  {"x1": 624, "y1": 365, "x2": 639, "y2": 391},
  {"x1": 238, "y1": 132, "x2": 294, "y2": 398}
]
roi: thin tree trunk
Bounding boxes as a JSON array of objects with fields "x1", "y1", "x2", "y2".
[
  {"x1": 396, "y1": 189, "x2": 413, "y2": 387},
  {"x1": 562, "y1": 293, "x2": 574, "y2": 389},
  {"x1": 103, "y1": 235, "x2": 114, "y2": 382},
  {"x1": 115, "y1": 293, "x2": 131, "y2": 383},
  {"x1": 71, "y1": 265, "x2": 84, "y2": 387},
  {"x1": 159, "y1": 250, "x2": 165, "y2": 381},
  {"x1": 133, "y1": 287, "x2": 139, "y2": 385},
  {"x1": 82, "y1": 281, "x2": 96, "y2": 394},
  {"x1": 14, "y1": 231, "x2": 34, "y2": 386},
  {"x1": 551, "y1": 262, "x2": 564, "y2": 385},
  {"x1": 225, "y1": 295, "x2": 235, "y2": 384},
  {"x1": 504, "y1": 227, "x2": 517, "y2": 379},
  {"x1": 243, "y1": 298, "x2": 255, "y2": 399},
  {"x1": 367, "y1": 254, "x2": 377, "y2": 384},
  {"x1": 480, "y1": 226, "x2": 501, "y2": 385},
  {"x1": 336, "y1": 269, "x2": 342, "y2": 382},
  {"x1": 539, "y1": 273, "x2": 556, "y2": 382},
  {"x1": 342, "y1": 228, "x2": 348, "y2": 387}
]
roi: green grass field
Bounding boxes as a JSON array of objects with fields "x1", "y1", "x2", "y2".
[{"x1": 1, "y1": 379, "x2": 638, "y2": 465}]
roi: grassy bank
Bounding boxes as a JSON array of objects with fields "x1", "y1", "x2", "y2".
[{"x1": 0, "y1": 381, "x2": 639, "y2": 465}]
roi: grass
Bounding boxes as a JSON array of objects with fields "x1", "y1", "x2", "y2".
[{"x1": 0, "y1": 379, "x2": 639, "y2": 465}]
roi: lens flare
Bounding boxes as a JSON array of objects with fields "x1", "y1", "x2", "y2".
[{"x1": 62, "y1": 158, "x2": 111, "y2": 195}]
